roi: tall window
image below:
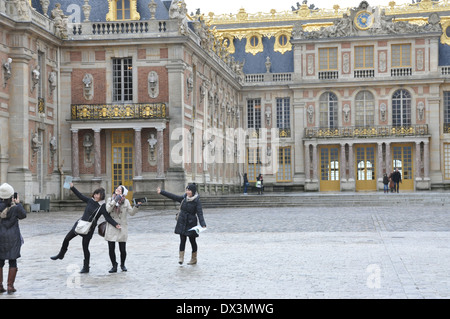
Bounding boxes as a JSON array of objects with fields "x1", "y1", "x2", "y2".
[
  {"x1": 319, "y1": 92, "x2": 338, "y2": 128},
  {"x1": 444, "y1": 92, "x2": 450, "y2": 131},
  {"x1": 113, "y1": 58, "x2": 133, "y2": 102},
  {"x1": 355, "y1": 46, "x2": 374, "y2": 69},
  {"x1": 392, "y1": 89, "x2": 411, "y2": 126},
  {"x1": 444, "y1": 143, "x2": 450, "y2": 179},
  {"x1": 276, "y1": 98, "x2": 290, "y2": 129},
  {"x1": 247, "y1": 98, "x2": 262, "y2": 129},
  {"x1": 116, "y1": 0, "x2": 131, "y2": 20},
  {"x1": 391, "y1": 44, "x2": 411, "y2": 67},
  {"x1": 277, "y1": 147, "x2": 292, "y2": 182},
  {"x1": 319, "y1": 48, "x2": 338, "y2": 70},
  {"x1": 355, "y1": 91, "x2": 375, "y2": 127}
]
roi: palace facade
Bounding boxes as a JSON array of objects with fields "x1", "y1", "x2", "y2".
[{"x1": 1, "y1": 0, "x2": 450, "y2": 206}]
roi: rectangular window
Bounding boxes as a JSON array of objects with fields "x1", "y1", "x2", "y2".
[
  {"x1": 391, "y1": 44, "x2": 411, "y2": 67},
  {"x1": 276, "y1": 98, "x2": 290, "y2": 129},
  {"x1": 113, "y1": 58, "x2": 133, "y2": 102},
  {"x1": 319, "y1": 48, "x2": 338, "y2": 70},
  {"x1": 247, "y1": 98, "x2": 261, "y2": 129},
  {"x1": 444, "y1": 92, "x2": 450, "y2": 127},
  {"x1": 247, "y1": 148, "x2": 261, "y2": 182},
  {"x1": 116, "y1": 0, "x2": 131, "y2": 20},
  {"x1": 355, "y1": 46, "x2": 374, "y2": 69},
  {"x1": 277, "y1": 147, "x2": 292, "y2": 182},
  {"x1": 445, "y1": 143, "x2": 450, "y2": 180}
]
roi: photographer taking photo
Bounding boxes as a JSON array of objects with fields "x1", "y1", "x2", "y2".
[{"x1": 0, "y1": 183, "x2": 26, "y2": 294}]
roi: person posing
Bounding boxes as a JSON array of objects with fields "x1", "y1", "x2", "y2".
[
  {"x1": 243, "y1": 173, "x2": 249, "y2": 195},
  {"x1": 391, "y1": 168, "x2": 402, "y2": 193},
  {"x1": 0, "y1": 183, "x2": 26, "y2": 294},
  {"x1": 157, "y1": 184, "x2": 206, "y2": 265},
  {"x1": 50, "y1": 183, "x2": 121, "y2": 274},
  {"x1": 256, "y1": 174, "x2": 264, "y2": 195},
  {"x1": 105, "y1": 185, "x2": 140, "y2": 273}
]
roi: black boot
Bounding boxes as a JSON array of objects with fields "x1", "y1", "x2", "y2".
[
  {"x1": 50, "y1": 248, "x2": 67, "y2": 260},
  {"x1": 120, "y1": 263, "x2": 127, "y2": 272},
  {"x1": 109, "y1": 262, "x2": 118, "y2": 273},
  {"x1": 79, "y1": 260, "x2": 89, "y2": 273}
]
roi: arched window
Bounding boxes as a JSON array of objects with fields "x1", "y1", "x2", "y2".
[
  {"x1": 392, "y1": 89, "x2": 411, "y2": 126},
  {"x1": 319, "y1": 92, "x2": 338, "y2": 128},
  {"x1": 355, "y1": 91, "x2": 375, "y2": 127}
]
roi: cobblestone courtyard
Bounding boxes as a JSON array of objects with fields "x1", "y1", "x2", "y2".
[{"x1": 2, "y1": 203, "x2": 450, "y2": 299}]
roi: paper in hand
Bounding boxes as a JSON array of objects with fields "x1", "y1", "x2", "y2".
[
  {"x1": 188, "y1": 225, "x2": 206, "y2": 235},
  {"x1": 63, "y1": 176, "x2": 73, "y2": 189}
]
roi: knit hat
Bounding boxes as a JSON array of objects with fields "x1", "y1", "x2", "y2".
[
  {"x1": 119, "y1": 185, "x2": 128, "y2": 196},
  {"x1": 0, "y1": 183, "x2": 14, "y2": 199},
  {"x1": 186, "y1": 183, "x2": 197, "y2": 194}
]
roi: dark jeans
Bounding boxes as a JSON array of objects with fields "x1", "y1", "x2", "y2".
[
  {"x1": 394, "y1": 182, "x2": 400, "y2": 193},
  {"x1": 179, "y1": 235, "x2": 197, "y2": 252}
]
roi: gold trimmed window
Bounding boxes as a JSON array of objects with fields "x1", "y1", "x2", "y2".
[
  {"x1": 245, "y1": 32, "x2": 263, "y2": 55},
  {"x1": 319, "y1": 47, "x2": 338, "y2": 71},
  {"x1": 277, "y1": 147, "x2": 292, "y2": 182},
  {"x1": 106, "y1": 0, "x2": 141, "y2": 21},
  {"x1": 274, "y1": 31, "x2": 292, "y2": 54},
  {"x1": 391, "y1": 44, "x2": 411, "y2": 67},
  {"x1": 444, "y1": 143, "x2": 450, "y2": 179},
  {"x1": 221, "y1": 34, "x2": 235, "y2": 54},
  {"x1": 355, "y1": 46, "x2": 374, "y2": 69}
]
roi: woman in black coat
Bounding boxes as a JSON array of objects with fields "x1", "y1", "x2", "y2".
[
  {"x1": 157, "y1": 184, "x2": 206, "y2": 265},
  {"x1": 50, "y1": 183, "x2": 121, "y2": 273},
  {"x1": 0, "y1": 183, "x2": 26, "y2": 294}
]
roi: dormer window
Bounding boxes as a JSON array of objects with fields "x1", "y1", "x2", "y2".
[{"x1": 106, "y1": 0, "x2": 141, "y2": 21}]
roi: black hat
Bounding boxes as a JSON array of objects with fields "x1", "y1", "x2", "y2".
[{"x1": 186, "y1": 183, "x2": 197, "y2": 194}]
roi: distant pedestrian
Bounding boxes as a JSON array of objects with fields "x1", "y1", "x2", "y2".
[
  {"x1": 243, "y1": 173, "x2": 249, "y2": 195},
  {"x1": 383, "y1": 173, "x2": 389, "y2": 193},
  {"x1": 0, "y1": 183, "x2": 26, "y2": 294},
  {"x1": 256, "y1": 174, "x2": 264, "y2": 195},
  {"x1": 157, "y1": 184, "x2": 206, "y2": 265},
  {"x1": 50, "y1": 183, "x2": 121, "y2": 274},
  {"x1": 105, "y1": 185, "x2": 140, "y2": 273},
  {"x1": 391, "y1": 168, "x2": 402, "y2": 193}
]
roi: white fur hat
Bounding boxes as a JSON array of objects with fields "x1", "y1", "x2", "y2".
[{"x1": 0, "y1": 183, "x2": 14, "y2": 199}]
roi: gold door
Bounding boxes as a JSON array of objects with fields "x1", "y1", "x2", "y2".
[
  {"x1": 319, "y1": 145, "x2": 340, "y2": 191},
  {"x1": 111, "y1": 131, "x2": 134, "y2": 201},
  {"x1": 391, "y1": 144, "x2": 414, "y2": 191},
  {"x1": 355, "y1": 145, "x2": 377, "y2": 191}
]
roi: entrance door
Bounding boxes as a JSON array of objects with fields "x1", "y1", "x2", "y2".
[
  {"x1": 392, "y1": 144, "x2": 414, "y2": 191},
  {"x1": 319, "y1": 145, "x2": 340, "y2": 191},
  {"x1": 111, "y1": 131, "x2": 134, "y2": 201},
  {"x1": 355, "y1": 145, "x2": 377, "y2": 191}
]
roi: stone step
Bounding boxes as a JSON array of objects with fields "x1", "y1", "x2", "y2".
[{"x1": 44, "y1": 192, "x2": 450, "y2": 211}]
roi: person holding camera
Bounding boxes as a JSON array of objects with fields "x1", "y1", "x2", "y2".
[
  {"x1": 0, "y1": 183, "x2": 26, "y2": 294},
  {"x1": 50, "y1": 183, "x2": 121, "y2": 274},
  {"x1": 104, "y1": 185, "x2": 140, "y2": 273}
]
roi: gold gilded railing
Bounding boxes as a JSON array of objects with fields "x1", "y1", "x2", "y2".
[
  {"x1": 305, "y1": 125, "x2": 429, "y2": 139},
  {"x1": 71, "y1": 103, "x2": 166, "y2": 120}
]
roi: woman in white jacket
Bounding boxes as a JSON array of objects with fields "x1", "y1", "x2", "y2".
[{"x1": 105, "y1": 185, "x2": 140, "y2": 273}]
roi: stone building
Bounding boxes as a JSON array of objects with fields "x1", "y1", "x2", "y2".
[{"x1": 2, "y1": 0, "x2": 450, "y2": 207}]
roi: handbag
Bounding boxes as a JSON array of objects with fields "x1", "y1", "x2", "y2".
[
  {"x1": 98, "y1": 221, "x2": 107, "y2": 237},
  {"x1": 74, "y1": 206, "x2": 102, "y2": 235}
]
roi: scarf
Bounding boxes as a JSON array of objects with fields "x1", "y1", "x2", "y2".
[{"x1": 186, "y1": 193, "x2": 198, "y2": 202}]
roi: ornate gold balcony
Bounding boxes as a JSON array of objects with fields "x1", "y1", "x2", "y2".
[
  {"x1": 71, "y1": 103, "x2": 166, "y2": 121},
  {"x1": 305, "y1": 125, "x2": 429, "y2": 139}
]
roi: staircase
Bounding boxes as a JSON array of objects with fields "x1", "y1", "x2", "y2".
[{"x1": 48, "y1": 191, "x2": 450, "y2": 211}]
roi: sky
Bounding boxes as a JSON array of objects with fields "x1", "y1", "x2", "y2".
[{"x1": 185, "y1": 0, "x2": 414, "y2": 15}]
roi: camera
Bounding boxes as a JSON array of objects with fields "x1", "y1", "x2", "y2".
[
  {"x1": 13, "y1": 192, "x2": 17, "y2": 199},
  {"x1": 133, "y1": 197, "x2": 147, "y2": 205}
]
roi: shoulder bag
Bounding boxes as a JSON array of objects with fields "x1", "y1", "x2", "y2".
[{"x1": 75, "y1": 206, "x2": 102, "y2": 235}]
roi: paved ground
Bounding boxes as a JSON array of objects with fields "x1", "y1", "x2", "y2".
[{"x1": 1, "y1": 200, "x2": 450, "y2": 300}]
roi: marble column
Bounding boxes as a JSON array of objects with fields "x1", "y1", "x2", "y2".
[
  {"x1": 348, "y1": 143, "x2": 354, "y2": 181},
  {"x1": 157, "y1": 127, "x2": 165, "y2": 178},
  {"x1": 385, "y1": 142, "x2": 392, "y2": 174},
  {"x1": 312, "y1": 143, "x2": 318, "y2": 181},
  {"x1": 71, "y1": 129, "x2": 80, "y2": 179},
  {"x1": 424, "y1": 141, "x2": 430, "y2": 179},
  {"x1": 134, "y1": 128, "x2": 142, "y2": 179},
  {"x1": 377, "y1": 142, "x2": 383, "y2": 179},
  {"x1": 415, "y1": 141, "x2": 422, "y2": 180},
  {"x1": 304, "y1": 143, "x2": 311, "y2": 181},
  {"x1": 340, "y1": 143, "x2": 346, "y2": 181},
  {"x1": 93, "y1": 128, "x2": 101, "y2": 179}
]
